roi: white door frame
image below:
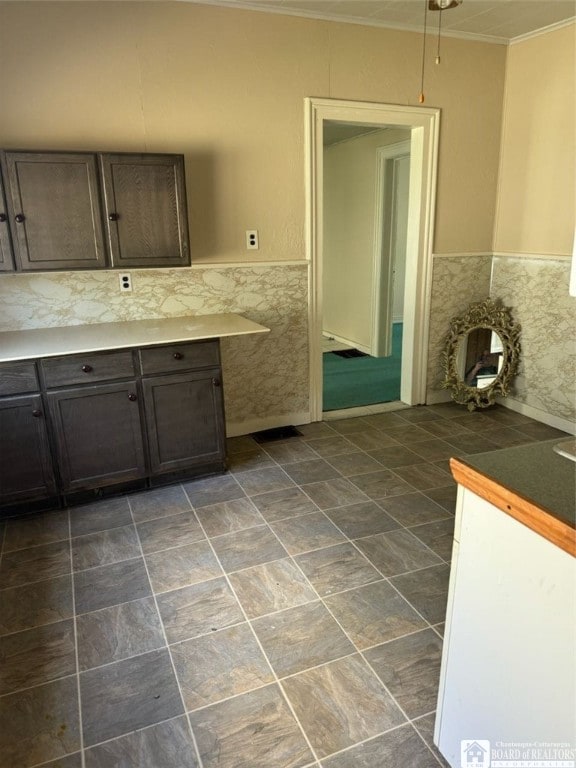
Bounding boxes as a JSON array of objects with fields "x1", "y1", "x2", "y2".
[
  {"x1": 305, "y1": 97, "x2": 440, "y2": 421},
  {"x1": 372, "y1": 140, "x2": 411, "y2": 358}
]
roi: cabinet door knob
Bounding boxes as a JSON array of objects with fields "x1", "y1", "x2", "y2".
[
  {"x1": 32, "y1": 409, "x2": 42, "y2": 418},
  {"x1": 15, "y1": 213, "x2": 25, "y2": 223},
  {"x1": 212, "y1": 378, "x2": 221, "y2": 387},
  {"x1": 173, "y1": 352, "x2": 183, "y2": 360},
  {"x1": 128, "y1": 392, "x2": 137, "y2": 402},
  {"x1": 81, "y1": 364, "x2": 93, "y2": 373},
  {"x1": 0, "y1": 213, "x2": 6, "y2": 223},
  {"x1": 108, "y1": 212, "x2": 119, "y2": 222}
]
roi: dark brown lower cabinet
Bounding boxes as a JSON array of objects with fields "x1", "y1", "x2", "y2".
[
  {"x1": 48, "y1": 382, "x2": 147, "y2": 492},
  {"x1": 143, "y1": 369, "x2": 225, "y2": 475},
  {"x1": 0, "y1": 395, "x2": 56, "y2": 503},
  {"x1": 0, "y1": 339, "x2": 227, "y2": 512}
]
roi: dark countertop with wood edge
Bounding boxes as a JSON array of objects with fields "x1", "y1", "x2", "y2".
[{"x1": 450, "y1": 441, "x2": 576, "y2": 558}]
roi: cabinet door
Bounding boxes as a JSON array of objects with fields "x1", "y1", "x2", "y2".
[
  {"x1": 2, "y1": 151, "x2": 107, "y2": 271},
  {"x1": 143, "y1": 370, "x2": 225, "y2": 475},
  {"x1": 0, "y1": 395, "x2": 56, "y2": 504},
  {"x1": 0, "y1": 163, "x2": 15, "y2": 272},
  {"x1": 48, "y1": 382, "x2": 146, "y2": 492},
  {"x1": 100, "y1": 153, "x2": 190, "y2": 268}
]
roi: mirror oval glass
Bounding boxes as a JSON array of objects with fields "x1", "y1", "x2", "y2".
[{"x1": 458, "y1": 327, "x2": 504, "y2": 389}]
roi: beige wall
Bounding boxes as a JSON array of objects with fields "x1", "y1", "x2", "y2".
[
  {"x1": 494, "y1": 24, "x2": 575, "y2": 256},
  {"x1": 323, "y1": 129, "x2": 409, "y2": 350},
  {"x1": 0, "y1": 1, "x2": 506, "y2": 261}
]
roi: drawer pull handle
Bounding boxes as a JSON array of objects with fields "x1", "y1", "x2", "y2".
[
  {"x1": 15, "y1": 213, "x2": 25, "y2": 223},
  {"x1": 173, "y1": 352, "x2": 183, "y2": 360},
  {"x1": 81, "y1": 364, "x2": 93, "y2": 373},
  {"x1": 128, "y1": 392, "x2": 137, "y2": 402},
  {"x1": 32, "y1": 409, "x2": 42, "y2": 418},
  {"x1": 212, "y1": 378, "x2": 221, "y2": 387},
  {"x1": 0, "y1": 213, "x2": 6, "y2": 223},
  {"x1": 108, "y1": 212, "x2": 119, "y2": 222}
]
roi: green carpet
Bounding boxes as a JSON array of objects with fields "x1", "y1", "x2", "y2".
[{"x1": 323, "y1": 323, "x2": 402, "y2": 411}]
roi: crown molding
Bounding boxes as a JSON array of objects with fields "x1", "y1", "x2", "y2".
[{"x1": 510, "y1": 16, "x2": 575, "y2": 45}]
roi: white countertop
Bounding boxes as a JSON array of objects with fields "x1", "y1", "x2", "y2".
[{"x1": 0, "y1": 314, "x2": 270, "y2": 362}]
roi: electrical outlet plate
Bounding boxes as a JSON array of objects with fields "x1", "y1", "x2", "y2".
[
  {"x1": 119, "y1": 273, "x2": 132, "y2": 292},
  {"x1": 246, "y1": 230, "x2": 259, "y2": 250}
]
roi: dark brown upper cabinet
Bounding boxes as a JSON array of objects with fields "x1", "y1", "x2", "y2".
[
  {"x1": 0, "y1": 169, "x2": 15, "y2": 272},
  {"x1": 100, "y1": 153, "x2": 190, "y2": 268},
  {"x1": 1, "y1": 151, "x2": 107, "y2": 271}
]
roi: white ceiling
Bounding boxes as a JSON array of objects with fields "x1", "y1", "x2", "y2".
[{"x1": 191, "y1": 0, "x2": 576, "y2": 44}]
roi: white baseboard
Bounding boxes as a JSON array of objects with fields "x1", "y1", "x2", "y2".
[
  {"x1": 226, "y1": 411, "x2": 311, "y2": 438},
  {"x1": 496, "y1": 397, "x2": 575, "y2": 435}
]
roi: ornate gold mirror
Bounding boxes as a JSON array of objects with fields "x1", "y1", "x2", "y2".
[{"x1": 442, "y1": 298, "x2": 521, "y2": 410}]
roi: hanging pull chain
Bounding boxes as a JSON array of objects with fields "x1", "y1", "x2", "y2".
[
  {"x1": 419, "y1": 0, "x2": 429, "y2": 103},
  {"x1": 436, "y1": 7, "x2": 443, "y2": 64}
]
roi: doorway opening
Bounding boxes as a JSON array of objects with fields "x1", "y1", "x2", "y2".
[{"x1": 305, "y1": 98, "x2": 440, "y2": 421}]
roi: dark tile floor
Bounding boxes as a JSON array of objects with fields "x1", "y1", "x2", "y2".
[{"x1": 0, "y1": 403, "x2": 567, "y2": 768}]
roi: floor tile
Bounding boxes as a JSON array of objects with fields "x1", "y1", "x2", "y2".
[
  {"x1": 0, "y1": 575, "x2": 73, "y2": 635},
  {"x1": 227, "y1": 450, "x2": 276, "y2": 473},
  {"x1": 282, "y1": 459, "x2": 342, "y2": 486},
  {"x1": 0, "y1": 677, "x2": 80, "y2": 768},
  {"x1": 145, "y1": 539, "x2": 223, "y2": 594},
  {"x1": 365, "y1": 628, "x2": 443, "y2": 719},
  {"x1": 362, "y1": 412, "x2": 408, "y2": 430},
  {"x1": 76, "y1": 597, "x2": 165, "y2": 671},
  {"x1": 183, "y1": 474, "x2": 246, "y2": 508},
  {"x1": 0, "y1": 619, "x2": 76, "y2": 695},
  {"x1": 190, "y1": 683, "x2": 313, "y2": 768},
  {"x1": 270, "y1": 512, "x2": 346, "y2": 555},
  {"x1": 250, "y1": 486, "x2": 319, "y2": 523},
  {"x1": 234, "y1": 467, "x2": 295, "y2": 496},
  {"x1": 355, "y1": 529, "x2": 442, "y2": 576},
  {"x1": 328, "y1": 418, "x2": 373, "y2": 434},
  {"x1": 325, "y1": 452, "x2": 383, "y2": 476},
  {"x1": 85, "y1": 716, "x2": 198, "y2": 768},
  {"x1": 80, "y1": 648, "x2": 184, "y2": 747},
  {"x1": 226, "y1": 435, "x2": 260, "y2": 454},
  {"x1": 210, "y1": 525, "x2": 288, "y2": 573},
  {"x1": 0, "y1": 540, "x2": 71, "y2": 589},
  {"x1": 129, "y1": 485, "x2": 192, "y2": 523},
  {"x1": 397, "y1": 409, "x2": 443, "y2": 424},
  {"x1": 379, "y1": 492, "x2": 452, "y2": 527},
  {"x1": 321, "y1": 722, "x2": 439, "y2": 768},
  {"x1": 172, "y1": 623, "x2": 274, "y2": 710},
  {"x1": 419, "y1": 419, "x2": 471, "y2": 438},
  {"x1": 393, "y1": 463, "x2": 452, "y2": 491},
  {"x1": 302, "y1": 478, "x2": 368, "y2": 510},
  {"x1": 136, "y1": 511, "x2": 205, "y2": 554},
  {"x1": 72, "y1": 525, "x2": 140, "y2": 571},
  {"x1": 482, "y1": 407, "x2": 533, "y2": 427},
  {"x1": 481, "y1": 426, "x2": 537, "y2": 448},
  {"x1": 324, "y1": 581, "x2": 427, "y2": 650},
  {"x1": 348, "y1": 470, "x2": 416, "y2": 500},
  {"x1": 345, "y1": 431, "x2": 399, "y2": 451},
  {"x1": 367, "y1": 444, "x2": 425, "y2": 468},
  {"x1": 70, "y1": 497, "x2": 131, "y2": 537},
  {"x1": 378, "y1": 424, "x2": 434, "y2": 445},
  {"x1": 389, "y1": 564, "x2": 450, "y2": 625},
  {"x1": 252, "y1": 601, "x2": 355, "y2": 677},
  {"x1": 41, "y1": 754, "x2": 83, "y2": 768},
  {"x1": 444, "y1": 433, "x2": 500, "y2": 454},
  {"x1": 409, "y1": 438, "x2": 463, "y2": 462},
  {"x1": 450, "y1": 412, "x2": 504, "y2": 434},
  {"x1": 228, "y1": 558, "x2": 317, "y2": 618},
  {"x1": 3, "y1": 509, "x2": 69, "y2": 552},
  {"x1": 410, "y1": 518, "x2": 456, "y2": 562},
  {"x1": 262, "y1": 439, "x2": 319, "y2": 464},
  {"x1": 157, "y1": 577, "x2": 244, "y2": 644},
  {"x1": 305, "y1": 435, "x2": 357, "y2": 459},
  {"x1": 195, "y1": 497, "x2": 264, "y2": 537},
  {"x1": 423, "y1": 485, "x2": 457, "y2": 513},
  {"x1": 325, "y1": 501, "x2": 400, "y2": 539},
  {"x1": 297, "y1": 422, "x2": 338, "y2": 439},
  {"x1": 282, "y1": 654, "x2": 405, "y2": 759},
  {"x1": 74, "y1": 558, "x2": 151, "y2": 614},
  {"x1": 294, "y1": 543, "x2": 381, "y2": 597},
  {"x1": 413, "y1": 713, "x2": 451, "y2": 767}
]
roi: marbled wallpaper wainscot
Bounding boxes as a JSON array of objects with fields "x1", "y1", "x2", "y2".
[
  {"x1": 426, "y1": 254, "x2": 493, "y2": 401},
  {"x1": 491, "y1": 256, "x2": 576, "y2": 424},
  {"x1": 0, "y1": 264, "x2": 310, "y2": 434}
]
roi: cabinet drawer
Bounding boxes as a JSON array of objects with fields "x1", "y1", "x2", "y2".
[
  {"x1": 139, "y1": 340, "x2": 220, "y2": 375},
  {"x1": 0, "y1": 361, "x2": 39, "y2": 395},
  {"x1": 42, "y1": 350, "x2": 135, "y2": 387}
]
